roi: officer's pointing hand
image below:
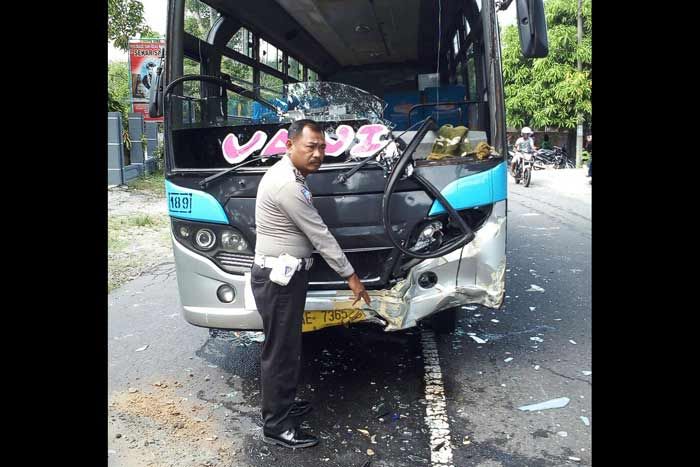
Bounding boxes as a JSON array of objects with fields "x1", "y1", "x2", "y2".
[{"x1": 347, "y1": 273, "x2": 371, "y2": 306}]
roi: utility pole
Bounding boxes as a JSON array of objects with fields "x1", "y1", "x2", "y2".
[{"x1": 575, "y1": 0, "x2": 584, "y2": 168}]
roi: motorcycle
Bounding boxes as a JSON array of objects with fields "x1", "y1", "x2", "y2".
[
  {"x1": 535, "y1": 146, "x2": 574, "y2": 169},
  {"x1": 508, "y1": 149, "x2": 533, "y2": 187}
]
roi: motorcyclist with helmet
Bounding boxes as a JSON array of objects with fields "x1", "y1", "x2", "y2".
[{"x1": 511, "y1": 127, "x2": 537, "y2": 175}]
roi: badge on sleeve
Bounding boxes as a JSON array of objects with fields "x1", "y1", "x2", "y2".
[{"x1": 300, "y1": 185, "x2": 313, "y2": 205}]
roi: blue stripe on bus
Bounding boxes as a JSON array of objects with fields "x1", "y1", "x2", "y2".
[
  {"x1": 428, "y1": 161, "x2": 507, "y2": 216},
  {"x1": 165, "y1": 180, "x2": 229, "y2": 224}
]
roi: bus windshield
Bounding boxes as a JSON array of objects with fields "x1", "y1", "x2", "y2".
[
  {"x1": 263, "y1": 81, "x2": 389, "y2": 126},
  {"x1": 166, "y1": 80, "x2": 393, "y2": 170}
]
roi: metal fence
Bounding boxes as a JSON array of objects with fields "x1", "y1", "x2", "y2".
[{"x1": 107, "y1": 112, "x2": 161, "y2": 186}]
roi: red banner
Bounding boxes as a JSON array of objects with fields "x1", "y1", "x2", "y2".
[{"x1": 128, "y1": 38, "x2": 165, "y2": 122}]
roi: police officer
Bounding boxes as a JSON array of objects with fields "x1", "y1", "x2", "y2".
[{"x1": 252, "y1": 119, "x2": 371, "y2": 449}]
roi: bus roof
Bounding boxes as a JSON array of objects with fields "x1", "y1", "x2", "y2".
[{"x1": 203, "y1": 0, "x2": 475, "y2": 76}]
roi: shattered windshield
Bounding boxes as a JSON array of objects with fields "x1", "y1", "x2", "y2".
[
  {"x1": 168, "y1": 80, "x2": 397, "y2": 170},
  {"x1": 260, "y1": 81, "x2": 391, "y2": 127}
]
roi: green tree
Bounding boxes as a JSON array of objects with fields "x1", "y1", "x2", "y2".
[
  {"x1": 108, "y1": 61, "x2": 131, "y2": 126},
  {"x1": 108, "y1": 0, "x2": 158, "y2": 51},
  {"x1": 501, "y1": 0, "x2": 591, "y2": 131}
]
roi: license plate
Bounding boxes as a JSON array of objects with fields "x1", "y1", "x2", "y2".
[
  {"x1": 168, "y1": 192, "x2": 193, "y2": 214},
  {"x1": 302, "y1": 309, "x2": 366, "y2": 333}
]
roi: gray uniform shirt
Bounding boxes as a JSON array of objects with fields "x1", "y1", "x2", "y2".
[{"x1": 254, "y1": 155, "x2": 355, "y2": 279}]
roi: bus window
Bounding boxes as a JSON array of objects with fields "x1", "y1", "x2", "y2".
[
  {"x1": 456, "y1": 61, "x2": 465, "y2": 86},
  {"x1": 288, "y1": 56, "x2": 302, "y2": 80},
  {"x1": 227, "y1": 27, "x2": 253, "y2": 58},
  {"x1": 224, "y1": 91, "x2": 259, "y2": 125},
  {"x1": 178, "y1": 57, "x2": 202, "y2": 123},
  {"x1": 466, "y1": 51, "x2": 477, "y2": 100},
  {"x1": 221, "y1": 57, "x2": 253, "y2": 89},
  {"x1": 259, "y1": 39, "x2": 283, "y2": 72},
  {"x1": 260, "y1": 72, "x2": 284, "y2": 101},
  {"x1": 184, "y1": 0, "x2": 219, "y2": 40}
]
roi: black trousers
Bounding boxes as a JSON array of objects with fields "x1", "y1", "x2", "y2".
[{"x1": 250, "y1": 263, "x2": 309, "y2": 434}]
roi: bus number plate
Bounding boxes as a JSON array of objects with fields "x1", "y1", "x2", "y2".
[{"x1": 169, "y1": 192, "x2": 193, "y2": 214}]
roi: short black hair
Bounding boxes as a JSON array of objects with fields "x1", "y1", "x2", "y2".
[{"x1": 288, "y1": 119, "x2": 323, "y2": 141}]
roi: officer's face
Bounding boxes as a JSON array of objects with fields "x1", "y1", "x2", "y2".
[{"x1": 287, "y1": 126, "x2": 326, "y2": 176}]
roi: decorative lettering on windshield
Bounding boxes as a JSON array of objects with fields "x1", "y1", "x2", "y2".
[
  {"x1": 325, "y1": 125, "x2": 355, "y2": 157},
  {"x1": 261, "y1": 128, "x2": 290, "y2": 156},
  {"x1": 219, "y1": 123, "x2": 392, "y2": 163},
  {"x1": 349, "y1": 124, "x2": 390, "y2": 158},
  {"x1": 221, "y1": 130, "x2": 267, "y2": 164}
]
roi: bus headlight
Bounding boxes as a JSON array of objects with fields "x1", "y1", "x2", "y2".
[
  {"x1": 194, "y1": 228, "x2": 216, "y2": 250},
  {"x1": 178, "y1": 225, "x2": 191, "y2": 238},
  {"x1": 411, "y1": 221, "x2": 444, "y2": 252},
  {"x1": 221, "y1": 229, "x2": 248, "y2": 252}
]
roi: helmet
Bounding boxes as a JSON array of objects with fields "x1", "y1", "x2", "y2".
[{"x1": 521, "y1": 127, "x2": 533, "y2": 135}]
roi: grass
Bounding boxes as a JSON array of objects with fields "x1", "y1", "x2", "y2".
[
  {"x1": 128, "y1": 171, "x2": 166, "y2": 196},
  {"x1": 108, "y1": 213, "x2": 171, "y2": 293},
  {"x1": 130, "y1": 214, "x2": 156, "y2": 227},
  {"x1": 108, "y1": 214, "x2": 169, "y2": 254},
  {"x1": 108, "y1": 227, "x2": 128, "y2": 252}
]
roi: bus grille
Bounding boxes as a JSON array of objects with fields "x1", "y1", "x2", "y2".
[{"x1": 214, "y1": 252, "x2": 254, "y2": 273}]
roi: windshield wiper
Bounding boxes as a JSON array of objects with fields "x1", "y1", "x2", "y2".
[{"x1": 199, "y1": 154, "x2": 282, "y2": 189}]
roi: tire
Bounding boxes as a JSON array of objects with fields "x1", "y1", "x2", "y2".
[
  {"x1": 431, "y1": 308, "x2": 458, "y2": 334},
  {"x1": 523, "y1": 167, "x2": 531, "y2": 187},
  {"x1": 511, "y1": 164, "x2": 521, "y2": 183}
]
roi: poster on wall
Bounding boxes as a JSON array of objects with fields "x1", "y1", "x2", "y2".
[{"x1": 128, "y1": 38, "x2": 165, "y2": 122}]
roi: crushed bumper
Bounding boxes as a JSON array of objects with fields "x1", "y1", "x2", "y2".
[{"x1": 172, "y1": 200, "x2": 506, "y2": 331}]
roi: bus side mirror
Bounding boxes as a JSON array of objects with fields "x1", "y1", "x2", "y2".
[
  {"x1": 148, "y1": 68, "x2": 164, "y2": 118},
  {"x1": 516, "y1": 0, "x2": 549, "y2": 58},
  {"x1": 149, "y1": 47, "x2": 165, "y2": 118}
]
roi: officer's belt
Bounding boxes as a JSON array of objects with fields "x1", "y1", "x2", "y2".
[{"x1": 254, "y1": 254, "x2": 314, "y2": 271}]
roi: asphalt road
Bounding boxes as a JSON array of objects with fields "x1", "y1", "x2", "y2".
[{"x1": 108, "y1": 168, "x2": 591, "y2": 467}]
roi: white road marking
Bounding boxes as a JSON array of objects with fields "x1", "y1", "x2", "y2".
[{"x1": 420, "y1": 329, "x2": 454, "y2": 467}]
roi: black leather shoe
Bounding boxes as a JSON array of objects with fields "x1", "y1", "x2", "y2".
[
  {"x1": 263, "y1": 428, "x2": 319, "y2": 449},
  {"x1": 290, "y1": 400, "x2": 312, "y2": 417}
]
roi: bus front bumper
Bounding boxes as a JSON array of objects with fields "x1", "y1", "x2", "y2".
[{"x1": 172, "y1": 200, "x2": 506, "y2": 332}]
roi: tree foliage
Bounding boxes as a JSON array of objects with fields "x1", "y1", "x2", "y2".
[
  {"x1": 108, "y1": 0, "x2": 158, "y2": 51},
  {"x1": 108, "y1": 61, "x2": 131, "y2": 125},
  {"x1": 502, "y1": 0, "x2": 591, "y2": 130}
]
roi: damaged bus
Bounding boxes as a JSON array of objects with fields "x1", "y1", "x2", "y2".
[{"x1": 150, "y1": 0, "x2": 548, "y2": 333}]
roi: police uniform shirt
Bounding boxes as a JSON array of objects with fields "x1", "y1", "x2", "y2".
[{"x1": 255, "y1": 155, "x2": 355, "y2": 278}]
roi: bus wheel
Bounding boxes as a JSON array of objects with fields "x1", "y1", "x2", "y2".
[{"x1": 430, "y1": 308, "x2": 458, "y2": 334}]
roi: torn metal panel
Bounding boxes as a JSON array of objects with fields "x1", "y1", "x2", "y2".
[{"x1": 303, "y1": 200, "x2": 507, "y2": 331}]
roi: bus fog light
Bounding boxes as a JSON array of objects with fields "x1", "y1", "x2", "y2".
[
  {"x1": 178, "y1": 225, "x2": 190, "y2": 238},
  {"x1": 216, "y1": 284, "x2": 235, "y2": 303}
]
